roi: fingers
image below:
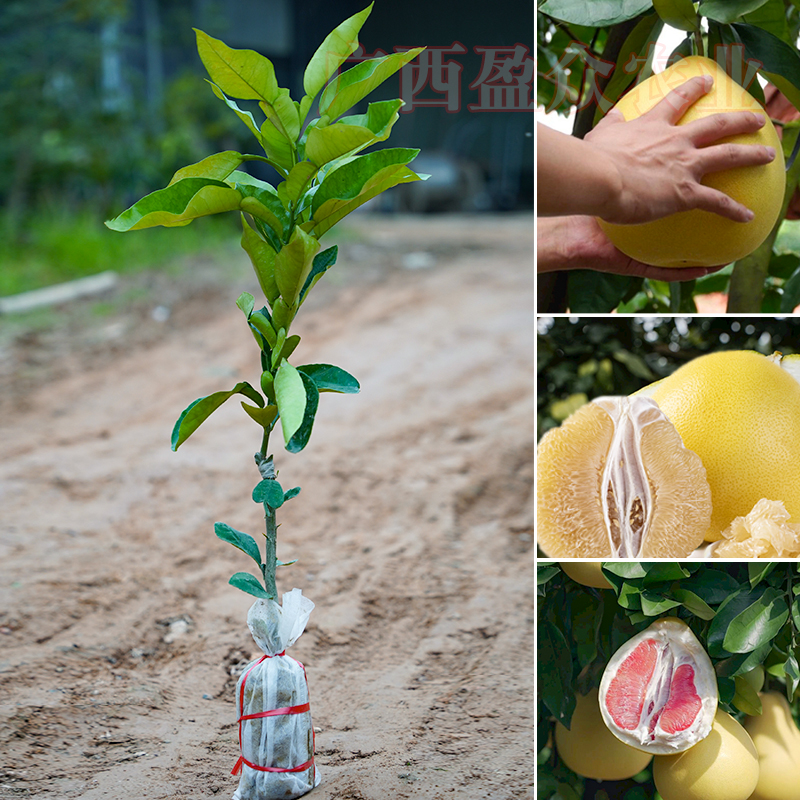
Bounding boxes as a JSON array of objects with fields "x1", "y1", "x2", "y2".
[
  {"x1": 698, "y1": 140, "x2": 776, "y2": 177},
  {"x1": 689, "y1": 184, "x2": 756, "y2": 223},
  {"x1": 686, "y1": 109, "x2": 768, "y2": 146},
  {"x1": 648, "y1": 75, "x2": 712, "y2": 124}
]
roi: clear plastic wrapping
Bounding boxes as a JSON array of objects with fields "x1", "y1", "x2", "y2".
[{"x1": 232, "y1": 589, "x2": 320, "y2": 799}]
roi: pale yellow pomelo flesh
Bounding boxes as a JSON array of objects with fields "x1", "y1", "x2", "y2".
[
  {"x1": 646, "y1": 350, "x2": 800, "y2": 541},
  {"x1": 559, "y1": 561, "x2": 612, "y2": 588},
  {"x1": 597, "y1": 56, "x2": 785, "y2": 268},
  {"x1": 536, "y1": 395, "x2": 711, "y2": 557},
  {"x1": 744, "y1": 692, "x2": 800, "y2": 800},
  {"x1": 653, "y1": 710, "x2": 759, "y2": 800},
  {"x1": 555, "y1": 688, "x2": 653, "y2": 780}
]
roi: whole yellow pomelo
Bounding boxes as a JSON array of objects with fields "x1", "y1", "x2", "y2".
[
  {"x1": 645, "y1": 350, "x2": 800, "y2": 540},
  {"x1": 559, "y1": 561, "x2": 612, "y2": 589},
  {"x1": 597, "y1": 56, "x2": 784, "y2": 267},
  {"x1": 555, "y1": 688, "x2": 653, "y2": 780},
  {"x1": 653, "y1": 709, "x2": 759, "y2": 800},
  {"x1": 744, "y1": 692, "x2": 800, "y2": 800}
]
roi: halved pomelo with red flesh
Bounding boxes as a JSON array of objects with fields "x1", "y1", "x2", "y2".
[{"x1": 599, "y1": 617, "x2": 717, "y2": 754}]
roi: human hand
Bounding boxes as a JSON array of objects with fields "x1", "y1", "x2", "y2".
[
  {"x1": 585, "y1": 75, "x2": 776, "y2": 225},
  {"x1": 537, "y1": 215, "x2": 725, "y2": 280}
]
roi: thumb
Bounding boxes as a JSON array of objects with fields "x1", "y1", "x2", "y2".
[{"x1": 594, "y1": 107, "x2": 625, "y2": 130}]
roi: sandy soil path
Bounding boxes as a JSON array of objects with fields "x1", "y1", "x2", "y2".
[{"x1": 0, "y1": 214, "x2": 534, "y2": 800}]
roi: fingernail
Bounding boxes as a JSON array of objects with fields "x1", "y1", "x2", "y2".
[
  {"x1": 767, "y1": 147, "x2": 776, "y2": 160},
  {"x1": 756, "y1": 113, "x2": 766, "y2": 126},
  {"x1": 703, "y1": 75, "x2": 713, "y2": 90},
  {"x1": 745, "y1": 209, "x2": 755, "y2": 221}
]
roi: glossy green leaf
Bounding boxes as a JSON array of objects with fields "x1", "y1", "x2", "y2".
[
  {"x1": 207, "y1": 83, "x2": 264, "y2": 145},
  {"x1": 299, "y1": 245, "x2": 338, "y2": 304},
  {"x1": 232, "y1": 172, "x2": 289, "y2": 236},
  {"x1": 284, "y1": 486, "x2": 301, "y2": 502},
  {"x1": 261, "y1": 88, "x2": 300, "y2": 142},
  {"x1": 277, "y1": 558, "x2": 298, "y2": 567},
  {"x1": 169, "y1": 150, "x2": 246, "y2": 185},
  {"x1": 284, "y1": 161, "x2": 318, "y2": 203},
  {"x1": 260, "y1": 118, "x2": 295, "y2": 173},
  {"x1": 241, "y1": 217, "x2": 279, "y2": 304},
  {"x1": 275, "y1": 360, "x2": 307, "y2": 444},
  {"x1": 319, "y1": 47, "x2": 425, "y2": 121},
  {"x1": 297, "y1": 363, "x2": 360, "y2": 393},
  {"x1": 249, "y1": 309, "x2": 277, "y2": 348},
  {"x1": 538, "y1": 618, "x2": 575, "y2": 726},
  {"x1": 195, "y1": 28, "x2": 279, "y2": 102},
  {"x1": 241, "y1": 402, "x2": 278, "y2": 429},
  {"x1": 681, "y1": 568, "x2": 741, "y2": 605},
  {"x1": 539, "y1": 0, "x2": 652, "y2": 25},
  {"x1": 229, "y1": 571, "x2": 272, "y2": 599},
  {"x1": 286, "y1": 372, "x2": 319, "y2": 453},
  {"x1": 748, "y1": 562, "x2": 777, "y2": 587},
  {"x1": 105, "y1": 178, "x2": 241, "y2": 231},
  {"x1": 640, "y1": 592, "x2": 682, "y2": 616},
  {"x1": 214, "y1": 522, "x2": 262, "y2": 567},
  {"x1": 275, "y1": 226, "x2": 321, "y2": 305},
  {"x1": 673, "y1": 588, "x2": 716, "y2": 620},
  {"x1": 723, "y1": 588, "x2": 789, "y2": 653},
  {"x1": 641, "y1": 563, "x2": 691, "y2": 584},
  {"x1": 304, "y1": 3, "x2": 373, "y2": 99},
  {"x1": 170, "y1": 381, "x2": 263, "y2": 451},
  {"x1": 252, "y1": 478, "x2": 285, "y2": 508},
  {"x1": 699, "y1": 0, "x2": 770, "y2": 23},
  {"x1": 272, "y1": 297, "x2": 293, "y2": 331},
  {"x1": 279, "y1": 334, "x2": 301, "y2": 362},
  {"x1": 653, "y1": 0, "x2": 698, "y2": 31},
  {"x1": 236, "y1": 291, "x2": 255, "y2": 319},
  {"x1": 310, "y1": 148, "x2": 424, "y2": 237},
  {"x1": 732, "y1": 675, "x2": 763, "y2": 715}
]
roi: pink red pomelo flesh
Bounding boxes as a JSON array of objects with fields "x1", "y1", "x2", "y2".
[{"x1": 599, "y1": 618, "x2": 717, "y2": 754}]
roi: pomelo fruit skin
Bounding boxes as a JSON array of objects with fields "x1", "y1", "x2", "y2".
[
  {"x1": 559, "y1": 561, "x2": 612, "y2": 589},
  {"x1": 555, "y1": 688, "x2": 653, "y2": 780},
  {"x1": 646, "y1": 350, "x2": 800, "y2": 541},
  {"x1": 597, "y1": 55, "x2": 784, "y2": 268},
  {"x1": 599, "y1": 617, "x2": 718, "y2": 754},
  {"x1": 744, "y1": 692, "x2": 800, "y2": 800},
  {"x1": 653, "y1": 710, "x2": 759, "y2": 800}
]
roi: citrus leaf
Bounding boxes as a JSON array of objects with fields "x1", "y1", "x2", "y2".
[
  {"x1": 195, "y1": 28, "x2": 279, "y2": 102},
  {"x1": 249, "y1": 310, "x2": 277, "y2": 348},
  {"x1": 640, "y1": 592, "x2": 682, "y2": 616},
  {"x1": 286, "y1": 372, "x2": 319, "y2": 453},
  {"x1": 168, "y1": 150, "x2": 246, "y2": 185},
  {"x1": 284, "y1": 160, "x2": 318, "y2": 203},
  {"x1": 261, "y1": 118, "x2": 295, "y2": 172},
  {"x1": 699, "y1": 0, "x2": 771, "y2": 24},
  {"x1": 207, "y1": 83, "x2": 265, "y2": 145},
  {"x1": 232, "y1": 172, "x2": 289, "y2": 239},
  {"x1": 748, "y1": 562, "x2": 777, "y2": 587},
  {"x1": 723, "y1": 588, "x2": 789, "y2": 653},
  {"x1": 538, "y1": 618, "x2": 575, "y2": 726},
  {"x1": 299, "y1": 245, "x2": 338, "y2": 304},
  {"x1": 277, "y1": 558, "x2": 298, "y2": 567},
  {"x1": 105, "y1": 178, "x2": 241, "y2": 231},
  {"x1": 319, "y1": 47, "x2": 424, "y2": 121},
  {"x1": 274, "y1": 360, "x2": 306, "y2": 444},
  {"x1": 274, "y1": 226, "x2": 321, "y2": 306},
  {"x1": 236, "y1": 291, "x2": 255, "y2": 319},
  {"x1": 171, "y1": 381, "x2": 263, "y2": 451},
  {"x1": 241, "y1": 216, "x2": 280, "y2": 305},
  {"x1": 538, "y1": 0, "x2": 652, "y2": 25},
  {"x1": 252, "y1": 478, "x2": 285, "y2": 508},
  {"x1": 653, "y1": 0, "x2": 698, "y2": 31},
  {"x1": 283, "y1": 486, "x2": 301, "y2": 502},
  {"x1": 732, "y1": 675, "x2": 763, "y2": 716},
  {"x1": 241, "y1": 402, "x2": 278, "y2": 429},
  {"x1": 261, "y1": 88, "x2": 300, "y2": 143},
  {"x1": 708, "y1": 587, "x2": 766, "y2": 657},
  {"x1": 641, "y1": 563, "x2": 691, "y2": 584},
  {"x1": 297, "y1": 363, "x2": 360, "y2": 393},
  {"x1": 228, "y1": 571, "x2": 273, "y2": 599},
  {"x1": 214, "y1": 522, "x2": 262, "y2": 568},
  {"x1": 303, "y1": 2, "x2": 374, "y2": 99},
  {"x1": 673, "y1": 588, "x2": 716, "y2": 620}
]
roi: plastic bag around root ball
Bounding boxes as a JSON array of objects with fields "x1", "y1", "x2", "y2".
[{"x1": 232, "y1": 590, "x2": 321, "y2": 800}]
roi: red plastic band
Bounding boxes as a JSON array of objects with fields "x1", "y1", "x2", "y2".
[{"x1": 232, "y1": 653, "x2": 316, "y2": 781}]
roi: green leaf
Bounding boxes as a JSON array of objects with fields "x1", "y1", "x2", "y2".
[
  {"x1": 106, "y1": 178, "x2": 241, "y2": 231},
  {"x1": 304, "y1": 3, "x2": 373, "y2": 99},
  {"x1": 275, "y1": 360, "x2": 307, "y2": 444},
  {"x1": 261, "y1": 87, "x2": 300, "y2": 142},
  {"x1": 539, "y1": 0, "x2": 652, "y2": 25},
  {"x1": 214, "y1": 522, "x2": 262, "y2": 568},
  {"x1": 249, "y1": 309, "x2": 277, "y2": 348},
  {"x1": 681, "y1": 569, "x2": 741, "y2": 605},
  {"x1": 733, "y1": 675, "x2": 764, "y2": 716},
  {"x1": 241, "y1": 402, "x2": 278, "y2": 429},
  {"x1": 229, "y1": 571, "x2": 273, "y2": 599},
  {"x1": 603, "y1": 562, "x2": 647, "y2": 580},
  {"x1": 286, "y1": 371, "x2": 320, "y2": 453},
  {"x1": 253, "y1": 478, "x2": 285, "y2": 508},
  {"x1": 207, "y1": 82, "x2": 265, "y2": 143},
  {"x1": 306, "y1": 99, "x2": 403, "y2": 166},
  {"x1": 241, "y1": 217, "x2": 279, "y2": 304},
  {"x1": 310, "y1": 148, "x2": 424, "y2": 237},
  {"x1": 699, "y1": 0, "x2": 771, "y2": 24},
  {"x1": 277, "y1": 558, "x2": 298, "y2": 567},
  {"x1": 653, "y1": 0, "x2": 699, "y2": 31},
  {"x1": 236, "y1": 291, "x2": 255, "y2": 319},
  {"x1": 568, "y1": 271, "x2": 633, "y2": 313},
  {"x1": 169, "y1": 150, "x2": 246, "y2": 185},
  {"x1": 233, "y1": 172, "x2": 289, "y2": 239},
  {"x1": 297, "y1": 363, "x2": 360, "y2": 393},
  {"x1": 195, "y1": 28, "x2": 279, "y2": 102},
  {"x1": 673, "y1": 588, "x2": 716, "y2": 620},
  {"x1": 260, "y1": 118, "x2": 295, "y2": 173},
  {"x1": 537, "y1": 618, "x2": 575, "y2": 726},
  {"x1": 279, "y1": 334, "x2": 301, "y2": 362},
  {"x1": 284, "y1": 486, "x2": 301, "y2": 502},
  {"x1": 640, "y1": 592, "x2": 683, "y2": 616},
  {"x1": 319, "y1": 48, "x2": 425, "y2": 121},
  {"x1": 284, "y1": 160, "x2": 318, "y2": 203},
  {"x1": 275, "y1": 226, "x2": 321, "y2": 306},
  {"x1": 781, "y1": 266, "x2": 800, "y2": 313},
  {"x1": 723, "y1": 588, "x2": 789, "y2": 653},
  {"x1": 641, "y1": 563, "x2": 691, "y2": 584},
  {"x1": 299, "y1": 245, "x2": 338, "y2": 304},
  {"x1": 748, "y1": 562, "x2": 777, "y2": 587},
  {"x1": 171, "y1": 381, "x2": 264, "y2": 451}
]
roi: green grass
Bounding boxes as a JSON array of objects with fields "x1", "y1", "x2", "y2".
[{"x1": 0, "y1": 204, "x2": 240, "y2": 297}]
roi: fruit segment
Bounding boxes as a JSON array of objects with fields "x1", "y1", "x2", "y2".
[
  {"x1": 599, "y1": 618, "x2": 718, "y2": 754},
  {"x1": 536, "y1": 396, "x2": 712, "y2": 557}
]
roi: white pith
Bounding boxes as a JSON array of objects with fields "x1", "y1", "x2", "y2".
[
  {"x1": 599, "y1": 618, "x2": 718, "y2": 755},
  {"x1": 593, "y1": 396, "x2": 665, "y2": 558}
]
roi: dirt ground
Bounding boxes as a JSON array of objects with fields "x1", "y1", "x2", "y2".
[{"x1": 0, "y1": 214, "x2": 534, "y2": 800}]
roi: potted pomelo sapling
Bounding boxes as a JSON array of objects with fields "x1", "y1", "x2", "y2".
[{"x1": 105, "y1": 6, "x2": 426, "y2": 798}]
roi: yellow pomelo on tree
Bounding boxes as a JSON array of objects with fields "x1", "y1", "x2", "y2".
[
  {"x1": 641, "y1": 350, "x2": 800, "y2": 540},
  {"x1": 744, "y1": 692, "x2": 800, "y2": 800},
  {"x1": 559, "y1": 561, "x2": 612, "y2": 589},
  {"x1": 597, "y1": 56, "x2": 785, "y2": 267},
  {"x1": 555, "y1": 688, "x2": 653, "y2": 780},
  {"x1": 653, "y1": 709, "x2": 759, "y2": 800}
]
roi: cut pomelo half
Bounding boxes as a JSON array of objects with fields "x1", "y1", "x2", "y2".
[
  {"x1": 599, "y1": 617, "x2": 718, "y2": 754},
  {"x1": 536, "y1": 396, "x2": 712, "y2": 557}
]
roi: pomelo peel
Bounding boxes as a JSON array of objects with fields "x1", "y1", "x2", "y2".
[
  {"x1": 536, "y1": 396, "x2": 711, "y2": 558},
  {"x1": 599, "y1": 617, "x2": 718, "y2": 754}
]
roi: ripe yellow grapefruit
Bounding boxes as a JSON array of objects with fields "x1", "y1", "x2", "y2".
[
  {"x1": 554, "y1": 687, "x2": 653, "y2": 780},
  {"x1": 653, "y1": 709, "x2": 759, "y2": 800},
  {"x1": 559, "y1": 561, "x2": 611, "y2": 589},
  {"x1": 597, "y1": 56, "x2": 784, "y2": 267}
]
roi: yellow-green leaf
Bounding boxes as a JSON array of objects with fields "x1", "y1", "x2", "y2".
[
  {"x1": 274, "y1": 360, "x2": 306, "y2": 444},
  {"x1": 275, "y1": 226, "x2": 321, "y2": 305},
  {"x1": 168, "y1": 151, "x2": 245, "y2": 185},
  {"x1": 241, "y1": 216, "x2": 279, "y2": 304},
  {"x1": 285, "y1": 161, "x2": 318, "y2": 203}
]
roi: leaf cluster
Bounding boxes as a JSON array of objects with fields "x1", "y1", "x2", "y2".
[{"x1": 537, "y1": 561, "x2": 800, "y2": 797}]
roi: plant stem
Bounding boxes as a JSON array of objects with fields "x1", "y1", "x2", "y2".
[{"x1": 263, "y1": 504, "x2": 278, "y2": 598}]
